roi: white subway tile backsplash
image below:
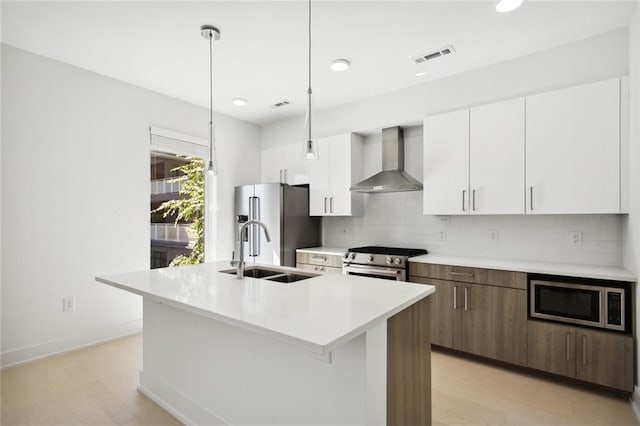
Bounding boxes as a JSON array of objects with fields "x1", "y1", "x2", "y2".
[{"x1": 323, "y1": 193, "x2": 623, "y2": 266}]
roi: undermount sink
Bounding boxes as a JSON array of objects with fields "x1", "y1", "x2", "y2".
[
  {"x1": 220, "y1": 267, "x2": 282, "y2": 278},
  {"x1": 265, "y1": 273, "x2": 313, "y2": 284},
  {"x1": 220, "y1": 266, "x2": 317, "y2": 283}
]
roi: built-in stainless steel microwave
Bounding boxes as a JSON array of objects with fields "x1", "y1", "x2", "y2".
[{"x1": 530, "y1": 279, "x2": 626, "y2": 332}]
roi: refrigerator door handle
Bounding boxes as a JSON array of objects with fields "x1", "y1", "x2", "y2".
[
  {"x1": 254, "y1": 196, "x2": 261, "y2": 256},
  {"x1": 249, "y1": 196, "x2": 261, "y2": 257}
]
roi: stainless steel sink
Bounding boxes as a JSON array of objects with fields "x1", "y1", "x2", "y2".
[
  {"x1": 219, "y1": 266, "x2": 317, "y2": 283},
  {"x1": 220, "y1": 267, "x2": 283, "y2": 279},
  {"x1": 265, "y1": 273, "x2": 314, "y2": 284}
]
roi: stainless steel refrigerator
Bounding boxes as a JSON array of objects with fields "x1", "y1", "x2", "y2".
[{"x1": 234, "y1": 183, "x2": 321, "y2": 267}]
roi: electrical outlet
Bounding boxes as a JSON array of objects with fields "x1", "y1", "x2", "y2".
[
  {"x1": 488, "y1": 230, "x2": 499, "y2": 242},
  {"x1": 436, "y1": 216, "x2": 451, "y2": 224},
  {"x1": 63, "y1": 296, "x2": 76, "y2": 312},
  {"x1": 569, "y1": 231, "x2": 582, "y2": 246},
  {"x1": 439, "y1": 229, "x2": 447, "y2": 241}
]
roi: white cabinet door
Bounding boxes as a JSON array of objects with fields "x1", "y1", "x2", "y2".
[
  {"x1": 261, "y1": 146, "x2": 284, "y2": 183},
  {"x1": 328, "y1": 134, "x2": 353, "y2": 216},
  {"x1": 526, "y1": 78, "x2": 620, "y2": 214},
  {"x1": 308, "y1": 137, "x2": 331, "y2": 216},
  {"x1": 423, "y1": 109, "x2": 470, "y2": 215},
  {"x1": 470, "y1": 98, "x2": 525, "y2": 214},
  {"x1": 283, "y1": 144, "x2": 310, "y2": 185}
]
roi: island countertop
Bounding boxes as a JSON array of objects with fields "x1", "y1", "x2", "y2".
[{"x1": 96, "y1": 261, "x2": 434, "y2": 355}]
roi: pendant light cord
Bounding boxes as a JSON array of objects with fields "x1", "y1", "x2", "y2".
[
  {"x1": 208, "y1": 30, "x2": 217, "y2": 175},
  {"x1": 307, "y1": 0, "x2": 312, "y2": 143}
]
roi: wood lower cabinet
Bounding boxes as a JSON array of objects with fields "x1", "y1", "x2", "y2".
[
  {"x1": 576, "y1": 328, "x2": 633, "y2": 391},
  {"x1": 527, "y1": 321, "x2": 576, "y2": 378},
  {"x1": 528, "y1": 320, "x2": 633, "y2": 392},
  {"x1": 296, "y1": 251, "x2": 344, "y2": 275},
  {"x1": 462, "y1": 283, "x2": 527, "y2": 366},
  {"x1": 410, "y1": 276, "x2": 527, "y2": 366},
  {"x1": 412, "y1": 277, "x2": 461, "y2": 350}
]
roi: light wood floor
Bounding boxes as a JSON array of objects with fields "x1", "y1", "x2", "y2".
[{"x1": 1, "y1": 333, "x2": 638, "y2": 425}]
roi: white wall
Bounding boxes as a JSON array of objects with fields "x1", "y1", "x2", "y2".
[
  {"x1": 0, "y1": 45, "x2": 261, "y2": 366},
  {"x1": 622, "y1": 3, "x2": 640, "y2": 390},
  {"x1": 262, "y1": 29, "x2": 628, "y2": 266}
]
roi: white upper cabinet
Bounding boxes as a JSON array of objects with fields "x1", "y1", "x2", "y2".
[
  {"x1": 525, "y1": 78, "x2": 620, "y2": 214},
  {"x1": 309, "y1": 133, "x2": 363, "y2": 216},
  {"x1": 423, "y1": 109, "x2": 469, "y2": 215},
  {"x1": 423, "y1": 77, "x2": 624, "y2": 216},
  {"x1": 261, "y1": 143, "x2": 310, "y2": 185},
  {"x1": 470, "y1": 98, "x2": 525, "y2": 214}
]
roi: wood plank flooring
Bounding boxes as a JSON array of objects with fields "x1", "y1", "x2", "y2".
[{"x1": 1, "y1": 333, "x2": 638, "y2": 425}]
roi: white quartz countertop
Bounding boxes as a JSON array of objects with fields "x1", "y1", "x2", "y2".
[
  {"x1": 296, "y1": 247, "x2": 347, "y2": 256},
  {"x1": 96, "y1": 261, "x2": 434, "y2": 354},
  {"x1": 409, "y1": 254, "x2": 636, "y2": 282}
]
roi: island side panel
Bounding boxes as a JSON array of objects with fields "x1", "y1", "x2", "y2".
[
  {"x1": 387, "y1": 296, "x2": 432, "y2": 426},
  {"x1": 140, "y1": 298, "x2": 369, "y2": 425}
]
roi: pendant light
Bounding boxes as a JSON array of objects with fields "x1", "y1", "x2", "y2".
[
  {"x1": 201, "y1": 24, "x2": 221, "y2": 175},
  {"x1": 303, "y1": 0, "x2": 319, "y2": 160}
]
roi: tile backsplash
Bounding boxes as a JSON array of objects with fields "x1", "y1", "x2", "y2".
[{"x1": 323, "y1": 191, "x2": 623, "y2": 266}]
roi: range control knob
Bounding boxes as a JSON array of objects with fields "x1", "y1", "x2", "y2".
[
  {"x1": 343, "y1": 253, "x2": 349, "y2": 259},
  {"x1": 386, "y1": 256, "x2": 392, "y2": 264},
  {"x1": 368, "y1": 255, "x2": 374, "y2": 262},
  {"x1": 394, "y1": 258, "x2": 402, "y2": 265},
  {"x1": 350, "y1": 253, "x2": 356, "y2": 260}
]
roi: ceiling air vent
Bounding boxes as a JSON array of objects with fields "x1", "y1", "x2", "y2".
[
  {"x1": 411, "y1": 46, "x2": 455, "y2": 64},
  {"x1": 271, "y1": 99, "x2": 292, "y2": 109}
]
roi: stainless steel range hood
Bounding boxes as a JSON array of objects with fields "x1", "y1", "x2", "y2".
[{"x1": 350, "y1": 127, "x2": 423, "y2": 193}]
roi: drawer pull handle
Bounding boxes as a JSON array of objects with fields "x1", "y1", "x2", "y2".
[
  {"x1": 449, "y1": 271, "x2": 474, "y2": 277},
  {"x1": 311, "y1": 256, "x2": 327, "y2": 262},
  {"x1": 464, "y1": 287, "x2": 468, "y2": 311}
]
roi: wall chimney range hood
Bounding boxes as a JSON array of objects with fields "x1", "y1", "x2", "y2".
[{"x1": 350, "y1": 127, "x2": 423, "y2": 193}]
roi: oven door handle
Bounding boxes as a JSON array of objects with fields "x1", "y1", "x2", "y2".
[{"x1": 343, "y1": 265, "x2": 402, "y2": 277}]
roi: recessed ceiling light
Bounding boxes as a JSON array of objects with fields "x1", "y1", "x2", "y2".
[
  {"x1": 416, "y1": 71, "x2": 427, "y2": 77},
  {"x1": 330, "y1": 59, "x2": 351, "y2": 72},
  {"x1": 232, "y1": 97, "x2": 247, "y2": 106},
  {"x1": 496, "y1": 0, "x2": 523, "y2": 13}
]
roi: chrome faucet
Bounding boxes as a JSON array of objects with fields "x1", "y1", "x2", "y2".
[{"x1": 231, "y1": 219, "x2": 271, "y2": 278}]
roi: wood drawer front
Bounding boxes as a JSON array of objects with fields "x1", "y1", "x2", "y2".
[
  {"x1": 409, "y1": 263, "x2": 526, "y2": 289},
  {"x1": 297, "y1": 263, "x2": 343, "y2": 275},
  {"x1": 296, "y1": 252, "x2": 343, "y2": 268}
]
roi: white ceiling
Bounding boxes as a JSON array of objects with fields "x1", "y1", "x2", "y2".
[{"x1": 2, "y1": 1, "x2": 636, "y2": 125}]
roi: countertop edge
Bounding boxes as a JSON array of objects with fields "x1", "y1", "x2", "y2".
[
  {"x1": 296, "y1": 247, "x2": 347, "y2": 256},
  {"x1": 408, "y1": 255, "x2": 636, "y2": 282}
]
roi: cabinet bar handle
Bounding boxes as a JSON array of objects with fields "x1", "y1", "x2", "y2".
[
  {"x1": 449, "y1": 271, "x2": 474, "y2": 277},
  {"x1": 566, "y1": 332, "x2": 571, "y2": 361},
  {"x1": 462, "y1": 189, "x2": 466, "y2": 211},
  {"x1": 582, "y1": 335, "x2": 587, "y2": 366},
  {"x1": 464, "y1": 287, "x2": 468, "y2": 311},
  {"x1": 324, "y1": 197, "x2": 328, "y2": 214},
  {"x1": 311, "y1": 256, "x2": 327, "y2": 262},
  {"x1": 529, "y1": 186, "x2": 534, "y2": 211},
  {"x1": 330, "y1": 197, "x2": 334, "y2": 213},
  {"x1": 472, "y1": 189, "x2": 476, "y2": 211},
  {"x1": 453, "y1": 286, "x2": 458, "y2": 310}
]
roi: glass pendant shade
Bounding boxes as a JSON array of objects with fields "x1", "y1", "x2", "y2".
[
  {"x1": 304, "y1": 140, "x2": 318, "y2": 160},
  {"x1": 301, "y1": 106, "x2": 318, "y2": 160}
]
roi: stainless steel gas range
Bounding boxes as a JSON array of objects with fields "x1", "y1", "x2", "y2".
[{"x1": 342, "y1": 246, "x2": 428, "y2": 281}]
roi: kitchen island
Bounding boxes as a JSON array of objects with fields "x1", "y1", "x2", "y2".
[{"x1": 96, "y1": 261, "x2": 435, "y2": 426}]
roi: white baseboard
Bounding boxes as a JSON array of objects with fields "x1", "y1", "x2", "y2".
[
  {"x1": 138, "y1": 370, "x2": 227, "y2": 426},
  {"x1": 631, "y1": 386, "x2": 640, "y2": 424},
  {"x1": 1, "y1": 318, "x2": 143, "y2": 368}
]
